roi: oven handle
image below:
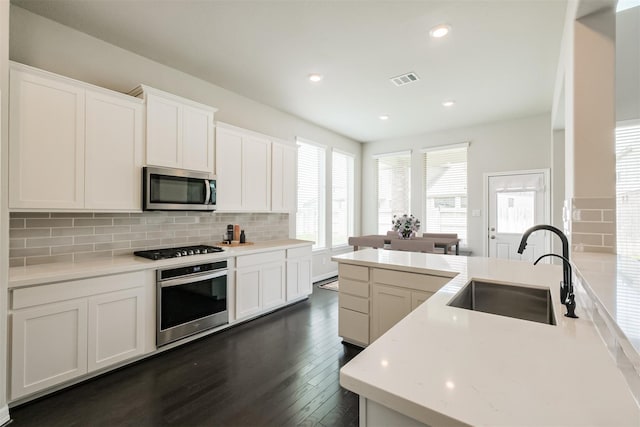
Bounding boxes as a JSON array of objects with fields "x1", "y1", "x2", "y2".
[
  {"x1": 205, "y1": 180, "x2": 212, "y2": 205},
  {"x1": 159, "y1": 270, "x2": 227, "y2": 288}
]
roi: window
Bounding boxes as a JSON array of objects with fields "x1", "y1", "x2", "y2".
[
  {"x1": 616, "y1": 122, "x2": 640, "y2": 258},
  {"x1": 375, "y1": 152, "x2": 411, "y2": 234},
  {"x1": 423, "y1": 143, "x2": 468, "y2": 244},
  {"x1": 296, "y1": 140, "x2": 326, "y2": 249},
  {"x1": 332, "y1": 150, "x2": 354, "y2": 246}
]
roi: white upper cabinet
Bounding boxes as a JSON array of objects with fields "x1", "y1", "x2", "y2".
[
  {"x1": 271, "y1": 141, "x2": 297, "y2": 212},
  {"x1": 9, "y1": 66, "x2": 86, "y2": 209},
  {"x1": 241, "y1": 135, "x2": 271, "y2": 211},
  {"x1": 215, "y1": 126, "x2": 243, "y2": 211},
  {"x1": 85, "y1": 90, "x2": 144, "y2": 210},
  {"x1": 215, "y1": 123, "x2": 272, "y2": 212},
  {"x1": 9, "y1": 62, "x2": 144, "y2": 211},
  {"x1": 131, "y1": 85, "x2": 216, "y2": 173}
]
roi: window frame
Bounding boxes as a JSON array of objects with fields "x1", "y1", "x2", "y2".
[
  {"x1": 331, "y1": 148, "x2": 355, "y2": 248},
  {"x1": 421, "y1": 142, "x2": 469, "y2": 246},
  {"x1": 373, "y1": 150, "x2": 412, "y2": 235},
  {"x1": 295, "y1": 137, "x2": 327, "y2": 251}
]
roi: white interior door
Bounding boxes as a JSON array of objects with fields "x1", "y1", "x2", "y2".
[{"x1": 487, "y1": 171, "x2": 549, "y2": 260}]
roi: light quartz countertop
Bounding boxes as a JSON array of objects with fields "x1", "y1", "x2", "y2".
[
  {"x1": 333, "y1": 249, "x2": 640, "y2": 426},
  {"x1": 9, "y1": 239, "x2": 312, "y2": 289}
]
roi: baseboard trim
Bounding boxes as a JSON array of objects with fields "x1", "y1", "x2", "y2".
[
  {"x1": 0, "y1": 404, "x2": 10, "y2": 426},
  {"x1": 313, "y1": 271, "x2": 338, "y2": 283}
]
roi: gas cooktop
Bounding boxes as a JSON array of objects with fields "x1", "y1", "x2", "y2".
[{"x1": 134, "y1": 245, "x2": 224, "y2": 260}]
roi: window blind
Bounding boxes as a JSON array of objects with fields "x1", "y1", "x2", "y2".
[
  {"x1": 296, "y1": 141, "x2": 326, "y2": 249},
  {"x1": 332, "y1": 151, "x2": 354, "y2": 246},
  {"x1": 375, "y1": 153, "x2": 411, "y2": 234},
  {"x1": 616, "y1": 123, "x2": 640, "y2": 258},
  {"x1": 423, "y1": 145, "x2": 468, "y2": 244}
]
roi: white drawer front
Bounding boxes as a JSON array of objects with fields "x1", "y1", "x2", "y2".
[
  {"x1": 339, "y1": 264, "x2": 369, "y2": 281},
  {"x1": 236, "y1": 250, "x2": 286, "y2": 268}
]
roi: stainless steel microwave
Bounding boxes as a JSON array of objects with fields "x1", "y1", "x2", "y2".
[{"x1": 143, "y1": 166, "x2": 216, "y2": 211}]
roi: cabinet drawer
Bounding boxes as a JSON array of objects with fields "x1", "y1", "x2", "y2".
[
  {"x1": 372, "y1": 268, "x2": 449, "y2": 293},
  {"x1": 237, "y1": 250, "x2": 286, "y2": 268},
  {"x1": 12, "y1": 271, "x2": 148, "y2": 310},
  {"x1": 339, "y1": 264, "x2": 369, "y2": 281},
  {"x1": 287, "y1": 246, "x2": 311, "y2": 259},
  {"x1": 340, "y1": 277, "x2": 369, "y2": 298},
  {"x1": 339, "y1": 293, "x2": 369, "y2": 314},
  {"x1": 339, "y1": 307, "x2": 369, "y2": 346}
]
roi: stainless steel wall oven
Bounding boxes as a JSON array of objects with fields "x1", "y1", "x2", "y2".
[{"x1": 156, "y1": 260, "x2": 228, "y2": 347}]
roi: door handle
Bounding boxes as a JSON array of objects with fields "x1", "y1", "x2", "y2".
[
  {"x1": 490, "y1": 235, "x2": 496, "y2": 239},
  {"x1": 490, "y1": 227, "x2": 495, "y2": 232}
]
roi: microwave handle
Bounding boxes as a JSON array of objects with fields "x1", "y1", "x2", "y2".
[{"x1": 205, "y1": 180, "x2": 212, "y2": 205}]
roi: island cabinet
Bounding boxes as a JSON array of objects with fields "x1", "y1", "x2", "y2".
[
  {"x1": 9, "y1": 62, "x2": 144, "y2": 211},
  {"x1": 338, "y1": 265, "x2": 450, "y2": 346},
  {"x1": 370, "y1": 268, "x2": 449, "y2": 342},
  {"x1": 338, "y1": 264, "x2": 370, "y2": 347},
  {"x1": 235, "y1": 250, "x2": 286, "y2": 320},
  {"x1": 130, "y1": 85, "x2": 216, "y2": 173},
  {"x1": 215, "y1": 123, "x2": 272, "y2": 212},
  {"x1": 9, "y1": 271, "x2": 151, "y2": 400}
]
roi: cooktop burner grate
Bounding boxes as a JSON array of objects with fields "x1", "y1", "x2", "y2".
[{"x1": 134, "y1": 245, "x2": 224, "y2": 260}]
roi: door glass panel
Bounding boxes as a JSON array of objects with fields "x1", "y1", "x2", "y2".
[
  {"x1": 150, "y1": 174, "x2": 206, "y2": 204},
  {"x1": 496, "y1": 191, "x2": 535, "y2": 233},
  {"x1": 160, "y1": 275, "x2": 227, "y2": 330}
]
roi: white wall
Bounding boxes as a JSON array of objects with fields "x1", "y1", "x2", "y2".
[
  {"x1": 0, "y1": 0, "x2": 10, "y2": 422},
  {"x1": 9, "y1": 6, "x2": 363, "y2": 282},
  {"x1": 362, "y1": 114, "x2": 552, "y2": 257}
]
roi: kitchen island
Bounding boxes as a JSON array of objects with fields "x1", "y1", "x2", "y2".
[{"x1": 332, "y1": 249, "x2": 639, "y2": 426}]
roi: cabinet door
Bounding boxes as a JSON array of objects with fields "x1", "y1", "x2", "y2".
[
  {"x1": 411, "y1": 290, "x2": 433, "y2": 311},
  {"x1": 286, "y1": 257, "x2": 312, "y2": 301},
  {"x1": 182, "y1": 105, "x2": 214, "y2": 173},
  {"x1": 215, "y1": 128, "x2": 243, "y2": 211},
  {"x1": 146, "y1": 92, "x2": 182, "y2": 168},
  {"x1": 236, "y1": 267, "x2": 262, "y2": 320},
  {"x1": 9, "y1": 68, "x2": 85, "y2": 209},
  {"x1": 242, "y1": 135, "x2": 271, "y2": 211},
  {"x1": 85, "y1": 90, "x2": 143, "y2": 210},
  {"x1": 262, "y1": 261, "x2": 286, "y2": 309},
  {"x1": 272, "y1": 143, "x2": 297, "y2": 212},
  {"x1": 87, "y1": 288, "x2": 145, "y2": 372},
  {"x1": 371, "y1": 284, "x2": 412, "y2": 342},
  {"x1": 11, "y1": 299, "x2": 88, "y2": 399}
]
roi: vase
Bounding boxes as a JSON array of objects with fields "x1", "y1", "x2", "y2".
[{"x1": 399, "y1": 230, "x2": 413, "y2": 239}]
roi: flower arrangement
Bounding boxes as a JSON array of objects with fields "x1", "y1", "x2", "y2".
[{"x1": 392, "y1": 214, "x2": 421, "y2": 239}]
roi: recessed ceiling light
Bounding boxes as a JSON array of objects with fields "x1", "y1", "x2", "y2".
[
  {"x1": 379, "y1": 115, "x2": 390, "y2": 120},
  {"x1": 308, "y1": 73, "x2": 323, "y2": 83},
  {"x1": 430, "y1": 24, "x2": 451, "y2": 38},
  {"x1": 442, "y1": 100, "x2": 456, "y2": 107}
]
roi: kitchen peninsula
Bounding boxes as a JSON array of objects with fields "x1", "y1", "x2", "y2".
[{"x1": 332, "y1": 249, "x2": 640, "y2": 426}]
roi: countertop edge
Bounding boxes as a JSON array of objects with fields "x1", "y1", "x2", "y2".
[{"x1": 9, "y1": 239, "x2": 313, "y2": 288}]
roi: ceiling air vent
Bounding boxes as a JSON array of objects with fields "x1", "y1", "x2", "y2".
[{"x1": 390, "y1": 72, "x2": 420, "y2": 87}]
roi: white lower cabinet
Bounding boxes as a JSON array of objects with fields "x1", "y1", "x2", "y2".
[
  {"x1": 10, "y1": 272, "x2": 149, "y2": 400},
  {"x1": 286, "y1": 246, "x2": 312, "y2": 301},
  {"x1": 235, "y1": 250, "x2": 286, "y2": 321},
  {"x1": 371, "y1": 284, "x2": 412, "y2": 342},
  {"x1": 87, "y1": 288, "x2": 145, "y2": 372},
  {"x1": 236, "y1": 266, "x2": 262, "y2": 319},
  {"x1": 11, "y1": 299, "x2": 88, "y2": 399}
]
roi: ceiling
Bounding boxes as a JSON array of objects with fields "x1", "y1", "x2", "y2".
[{"x1": 12, "y1": 0, "x2": 567, "y2": 142}]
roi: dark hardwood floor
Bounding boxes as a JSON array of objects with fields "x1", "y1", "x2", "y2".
[{"x1": 10, "y1": 285, "x2": 361, "y2": 427}]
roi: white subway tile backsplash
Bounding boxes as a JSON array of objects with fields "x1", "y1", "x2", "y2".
[
  {"x1": 10, "y1": 212, "x2": 289, "y2": 265},
  {"x1": 52, "y1": 227, "x2": 94, "y2": 237}
]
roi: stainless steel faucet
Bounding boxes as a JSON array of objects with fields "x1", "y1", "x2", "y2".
[{"x1": 517, "y1": 224, "x2": 578, "y2": 319}]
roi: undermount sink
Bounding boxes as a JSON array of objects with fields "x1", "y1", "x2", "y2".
[{"x1": 448, "y1": 280, "x2": 556, "y2": 325}]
